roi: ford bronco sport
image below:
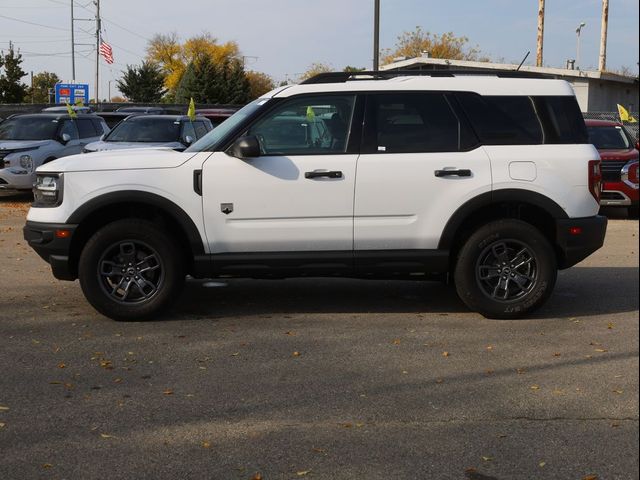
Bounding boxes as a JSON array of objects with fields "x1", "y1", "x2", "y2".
[{"x1": 24, "y1": 71, "x2": 607, "y2": 320}]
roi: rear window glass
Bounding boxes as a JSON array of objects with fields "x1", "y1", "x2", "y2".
[{"x1": 456, "y1": 93, "x2": 544, "y2": 145}]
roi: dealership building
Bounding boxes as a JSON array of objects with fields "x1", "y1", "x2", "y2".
[{"x1": 381, "y1": 56, "x2": 639, "y2": 114}]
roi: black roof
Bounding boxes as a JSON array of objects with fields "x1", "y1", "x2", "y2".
[
  {"x1": 7, "y1": 113, "x2": 103, "y2": 120},
  {"x1": 301, "y1": 69, "x2": 552, "y2": 84}
]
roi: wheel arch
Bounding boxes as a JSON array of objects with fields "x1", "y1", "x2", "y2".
[
  {"x1": 439, "y1": 189, "x2": 568, "y2": 263},
  {"x1": 66, "y1": 191, "x2": 205, "y2": 277}
]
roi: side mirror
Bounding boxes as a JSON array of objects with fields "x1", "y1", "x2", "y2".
[
  {"x1": 60, "y1": 133, "x2": 71, "y2": 144},
  {"x1": 184, "y1": 135, "x2": 194, "y2": 146},
  {"x1": 227, "y1": 135, "x2": 261, "y2": 159}
]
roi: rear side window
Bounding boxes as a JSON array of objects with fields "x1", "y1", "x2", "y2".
[
  {"x1": 456, "y1": 93, "x2": 544, "y2": 145},
  {"x1": 91, "y1": 118, "x2": 107, "y2": 135},
  {"x1": 77, "y1": 118, "x2": 98, "y2": 138},
  {"x1": 534, "y1": 96, "x2": 588, "y2": 144},
  {"x1": 363, "y1": 93, "x2": 476, "y2": 154}
]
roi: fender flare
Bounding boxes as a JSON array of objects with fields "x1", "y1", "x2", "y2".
[
  {"x1": 66, "y1": 190, "x2": 205, "y2": 255},
  {"x1": 438, "y1": 189, "x2": 568, "y2": 249}
]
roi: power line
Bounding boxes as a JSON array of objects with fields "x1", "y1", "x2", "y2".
[{"x1": 0, "y1": 13, "x2": 69, "y2": 31}]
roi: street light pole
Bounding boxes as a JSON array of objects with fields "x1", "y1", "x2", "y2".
[
  {"x1": 373, "y1": 0, "x2": 380, "y2": 71},
  {"x1": 576, "y1": 22, "x2": 586, "y2": 70}
]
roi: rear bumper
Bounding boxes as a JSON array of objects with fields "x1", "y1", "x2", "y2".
[
  {"x1": 23, "y1": 221, "x2": 78, "y2": 280},
  {"x1": 555, "y1": 215, "x2": 608, "y2": 269}
]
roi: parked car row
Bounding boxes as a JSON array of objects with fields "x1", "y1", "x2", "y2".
[{"x1": 0, "y1": 108, "x2": 231, "y2": 195}]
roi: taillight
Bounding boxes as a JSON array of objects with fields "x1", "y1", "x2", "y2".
[
  {"x1": 588, "y1": 160, "x2": 602, "y2": 202},
  {"x1": 622, "y1": 160, "x2": 639, "y2": 188}
]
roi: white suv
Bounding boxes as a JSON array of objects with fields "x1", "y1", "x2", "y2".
[{"x1": 24, "y1": 71, "x2": 607, "y2": 321}]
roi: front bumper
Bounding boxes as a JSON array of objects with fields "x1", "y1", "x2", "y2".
[
  {"x1": 0, "y1": 169, "x2": 35, "y2": 191},
  {"x1": 601, "y1": 180, "x2": 639, "y2": 207},
  {"x1": 23, "y1": 221, "x2": 78, "y2": 280},
  {"x1": 555, "y1": 215, "x2": 608, "y2": 269}
]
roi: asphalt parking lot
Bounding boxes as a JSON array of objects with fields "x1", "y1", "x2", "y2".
[{"x1": 0, "y1": 197, "x2": 638, "y2": 480}]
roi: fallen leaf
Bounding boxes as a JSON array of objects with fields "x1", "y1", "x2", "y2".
[
  {"x1": 250, "y1": 474, "x2": 263, "y2": 480},
  {"x1": 436, "y1": 378, "x2": 444, "y2": 384},
  {"x1": 0, "y1": 422, "x2": 5, "y2": 429},
  {"x1": 607, "y1": 322, "x2": 614, "y2": 329},
  {"x1": 57, "y1": 363, "x2": 66, "y2": 368},
  {"x1": 392, "y1": 339, "x2": 401, "y2": 345},
  {"x1": 589, "y1": 341, "x2": 601, "y2": 346},
  {"x1": 292, "y1": 351, "x2": 301, "y2": 357},
  {"x1": 612, "y1": 390, "x2": 623, "y2": 394},
  {"x1": 284, "y1": 331, "x2": 296, "y2": 336},
  {"x1": 231, "y1": 352, "x2": 240, "y2": 357},
  {"x1": 486, "y1": 345, "x2": 494, "y2": 351},
  {"x1": 582, "y1": 476, "x2": 598, "y2": 480},
  {"x1": 312, "y1": 447, "x2": 326, "y2": 454},
  {"x1": 100, "y1": 433, "x2": 115, "y2": 439},
  {"x1": 516, "y1": 368, "x2": 526, "y2": 375},
  {"x1": 113, "y1": 378, "x2": 123, "y2": 383},
  {"x1": 481, "y1": 456, "x2": 493, "y2": 462},
  {"x1": 595, "y1": 348, "x2": 608, "y2": 353},
  {"x1": 339, "y1": 422, "x2": 353, "y2": 428},
  {"x1": 553, "y1": 352, "x2": 561, "y2": 357},
  {"x1": 49, "y1": 381, "x2": 63, "y2": 385},
  {"x1": 163, "y1": 389, "x2": 174, "y2": 395},
  {"x1": 202, "y1": 441, "x2": 211, "y2": 449},
  {"x1": 296, "y1": 470, "x2": 311, "y2": 476},
  {"x1": 0, "y1": 406, "x2": 9, "y2": 411},
  {"x1": 611, "y1": 422, "x2": 620, "y2": 428},
  {"x1": 464, "y1": 467, "x2": 477, "y2": 474},
  {"x1": 530, "y1": 385, "x2": 540, "y2": 390},
  {"x1": 485, "y1": 369, "x2": 494, "y2": 375},
  {"x1": 355, "y1": 423, "x2": 365, "y2": 428},
  {"x1": 442, "y1": 351, "x2": 450, "y2": 357},
  {"x1": 42, "y1": 463, "x2": 54, "y2": 469},
  {"x1": 552, "y1": 389, "x2": 566, "y2": 396},
  {"x1": 539, "y1": 461, "x2": 546, "y2": 468},
  {"x1": 497, "y1": 434, "x2": 507, "y2": 438},
  {"x1": 402, "y1": 370, "x2": 408, "y2": 374}
]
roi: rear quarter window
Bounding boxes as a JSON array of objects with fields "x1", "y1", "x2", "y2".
[{"x1": 534, "y1": 96, "x2": 588, "y2": 144}]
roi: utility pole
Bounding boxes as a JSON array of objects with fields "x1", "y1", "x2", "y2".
[
  {"x1": 95, "y1": 0, "x2": 101, "y2": 103},
  {"x1": 70, "y1": 0, "x2": 75, "y2": 81},
  {"x1": 31, "y1": 71, "x2": 34, "y2": 104},
  {"x1": 598, "y1": 0, "x2": 609, "y2": 71},
  {"x1": 536, "y1": 0, "x2": 545, "y2": 67},
  {"x1": 373, "y1": 0, "x2": 380, "y2": 71}
]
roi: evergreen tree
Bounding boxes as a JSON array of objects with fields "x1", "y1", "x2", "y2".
[
  {"x1": 0, "y1": 43, "x2": 28, "y2": 103},
  {"x1": 116, "y1": 61, "x2": 166, "y2": 103},
  {"x1": 224, "y1": 60, "x2": 250, "y2": 104}
]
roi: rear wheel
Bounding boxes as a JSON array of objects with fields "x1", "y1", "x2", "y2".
[
  {"x1": 78, "y1": 219, "x2": 185, "y2": 321},
  {"x1": 454, "y1": 219, "x2": 557, "y2": 319}
]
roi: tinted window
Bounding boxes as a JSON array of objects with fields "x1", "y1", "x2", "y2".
[
  {"x1": 247, "y1": 95, "x2": 355, "y2": 155},
  {"x1": 106, "y1": 118, "x2": 181, "y2": 143},
  {"x1": 77, "y1": 118, "x2": 98, "y2": 138},
  {"x1": 457, "y1": 93, "x2": 543, "y2": 145},
  {"x1": 587, "y1": 125, "x2": 631, "y2": 149},
  {"x1": 181, "y1": 122, "x2": 196, "y2": 142},
  {"x1": 365, "y1": 93, "x2": 473, "y2": 153},
  {"x1": 91, "y1": 118, "x2": 107, "y2": 135},
  {"x1": 194, "y1": 121, "x2": 209, "y2": 139},
  {"x1": 535, "y1": 96, "x2": 588, "y2": 144},
  {"x1": 0, "y1": 117, "x2": 59, "y2": 140},
  {"x1": 60, "y1": 120, "x2": 79, "y2": 140}
]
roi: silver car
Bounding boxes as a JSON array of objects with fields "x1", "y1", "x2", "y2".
[
  {"x1": 83, "y1": 115, "x2": 213, "y2": 153},
  {"x1": 0, "y1": 113, "x2": 108, "y2": 194}
]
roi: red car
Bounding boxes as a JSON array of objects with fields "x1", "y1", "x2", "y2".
[
  {"x1": 585, "y1": 119, "x2": 639, "y2": 217},
  {"x1": 195, "y1": 108, "x2": 238, "y2": 128}
]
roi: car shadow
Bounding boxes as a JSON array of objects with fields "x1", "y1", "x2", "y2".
[{"x1": 174, "y1": 266, "x2": 638, "y2": 320}]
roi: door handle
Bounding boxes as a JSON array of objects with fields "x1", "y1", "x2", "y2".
[
  {"x1": 305, "y1": 170, "x2": 343, "y2": 179},
  {"x1": 434, "y1": 169, "x2": 472, "y2": 177}
]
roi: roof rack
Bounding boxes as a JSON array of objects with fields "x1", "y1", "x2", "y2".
[{"x1": 301, "y1": 69, "x2": 552, "y2": 85}]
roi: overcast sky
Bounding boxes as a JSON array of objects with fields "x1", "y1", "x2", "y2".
[{"x1": 1, "y1": 0, "x2": 638, "y2": 100}]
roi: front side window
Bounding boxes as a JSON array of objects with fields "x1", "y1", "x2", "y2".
[
  {"x1": 181, "y1": 122, "x2": 196, "y2": 143},
  {"x1": 77, "y1": 118, "x2": 98, "y2": 138},
  {"x1": 106, "y1": 118, "x2": 181, "y2": 143},
  {"x1": 364, "y1": 93, "x2": 472, "y2": 153},
  {"x1": 247, "y1": 95, "x2": 355, "y2": 155},
  {"x1": 59, "y1": 120, "x2": 79, "y2": 140}
]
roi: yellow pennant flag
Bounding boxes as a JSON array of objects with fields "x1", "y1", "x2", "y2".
[
  {"x1": 306, "y1": 105, "x2": 316, "y2": 122},
  {"x1": 187, "y1": 98, "x2": 196, "y2": 121},
  {"x1": 617, "y1": 104, "x2": 637, "y2": 123},
  {"x1": 65, "y1": 101, "x2": 77, "y2": 119}
]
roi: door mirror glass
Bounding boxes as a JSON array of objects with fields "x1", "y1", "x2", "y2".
[
  {"x1": 60, "y1": 133, "x2": 71, "y2": 144},
  {"x1": 184, "y1": 135, "x2": 194, "y2": 145},
  {"x1": 227, "y1": 135, "x2": 261, "y2": 159}
]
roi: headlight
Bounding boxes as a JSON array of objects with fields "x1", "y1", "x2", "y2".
[
  {"x1": 19, "y1": 155, "x2": 33, "y2": 171},
  {"x1": 33, "y1": 173, "x2": 63, "y2": 207}
]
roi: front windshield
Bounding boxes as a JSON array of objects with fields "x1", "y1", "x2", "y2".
[
  {"x1": 0, "y1": 117, "x2": 59, "y2": 141},
  {"x1": 105, "y1": 117, "x2": 181, "y2": 143},
  {"x1": 587, "y1": 126, "x2": 631, "y2": 150},
  {"x1": 186, "y1": 98, "x2": 265, "y2": 152}
]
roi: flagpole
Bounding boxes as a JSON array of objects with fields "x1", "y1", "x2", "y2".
[{"x1": 95, "y1": 0, "x2": 101, "y2": 104}]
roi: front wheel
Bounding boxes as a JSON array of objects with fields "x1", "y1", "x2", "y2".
[
  {"x1": 78, "y1": 219, "x2": 185, "y2": 321},
  {"x1": 454, "y1": 219, "x2": 557, "y2": 319}
]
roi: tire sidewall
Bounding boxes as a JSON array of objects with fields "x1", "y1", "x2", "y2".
[
  {"x1": 79, "y1": 219, "x2": 184, "y2": 321},
  {"x1": 454, "y1": 220, "x2": 557, "y2": 319}
]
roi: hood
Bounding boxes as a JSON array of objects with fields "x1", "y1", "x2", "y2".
[
  {"x1": 84, "y1": 140, "x2": 185, "y2": 152},
  {"x1": 38, "y1": 148, "x2": 197, "y2": 173},
  {"x1": 0, "y1": 140, "x2": 53, "y2": 151},
  {"x1": 597, "y1": 148, "x2": 639, "y2": 162}
]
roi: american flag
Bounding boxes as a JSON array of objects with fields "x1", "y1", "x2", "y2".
[{"x1": 99, "y1": 41, "x2": 114, "y2": 64}]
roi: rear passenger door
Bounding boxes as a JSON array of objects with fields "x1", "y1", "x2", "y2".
[{"x1": 354, "y1": 92, "x2": 492, "y2": 258}]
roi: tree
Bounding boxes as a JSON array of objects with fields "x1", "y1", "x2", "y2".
[
  {"x1": 116, "y1": 61, "x2": 166, "y2": 103},
  {"x1": 174, "y1": 56, "x2": 250, "y2": 105},
  {"x1": 343, "y1": 66, "x2": 366, "y2": 72},
  {"x1": 0, "y1": 43, "x2": 28, "y2": 103},
  {"x1": 300, "y1": 62, "x2": 332, "y2": 82},
  {"x1": 246, "y1": 71, "x2": 275, "y2": 100},
  {"x1": 381, "y1": 27, "x2": 486, "y2": 65},
  {"x1": 27, "y1": 71, "x2": 60, "y2": 103},
  {"x1": 146, "y1": 32, "x2": 240, "y2": 94}
]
